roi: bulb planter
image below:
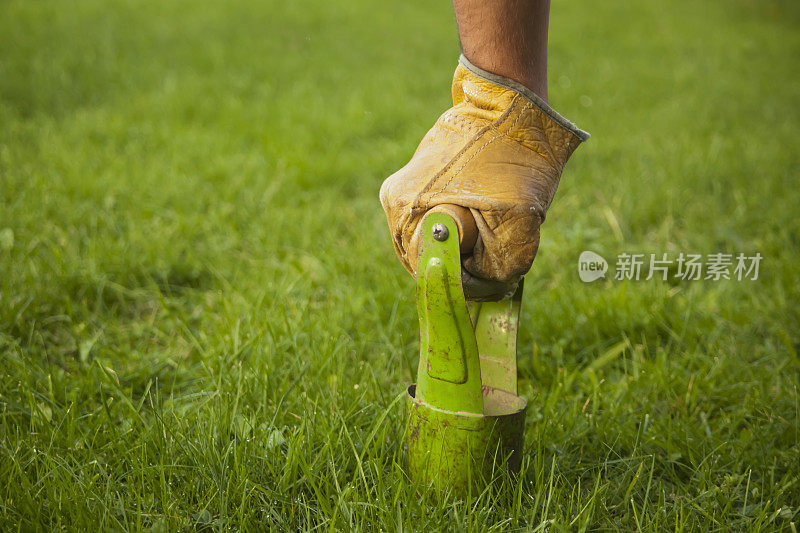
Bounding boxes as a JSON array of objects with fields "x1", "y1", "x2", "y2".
[{"x1": 405, "y1": 207, "x2": 527, "y2": 496}]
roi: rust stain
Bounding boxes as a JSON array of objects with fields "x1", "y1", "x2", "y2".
[{"x1": 409, "y1": 421, "x2": 420, "y2": 445}]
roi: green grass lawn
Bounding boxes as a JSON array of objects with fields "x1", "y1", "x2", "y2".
[{"x1": 1, "y1": 0, "x2": 799, "y2": 530}]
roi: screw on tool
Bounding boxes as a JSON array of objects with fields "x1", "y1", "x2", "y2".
[{"x1": 431, "y1": 222, "x2": 449, "y2": 241}]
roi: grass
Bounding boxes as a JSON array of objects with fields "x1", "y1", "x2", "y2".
[{"x1": 1, "y1": 0, "x2": 799, "y2": 529}]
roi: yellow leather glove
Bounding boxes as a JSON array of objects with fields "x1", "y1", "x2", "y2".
[{"x1": 380, "y1": 55, "x2": 589, "y2": 300}]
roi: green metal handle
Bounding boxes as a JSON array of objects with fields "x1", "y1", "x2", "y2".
[
  {"x1": 414, "y1": 208, "x2": 524, "y2": 415},
  {"x1": 415, "y1": 210, "x2": 483, "y2": 414},
  {"x1": 468, "y1": 281, "x2": 523, "y2": 395}
]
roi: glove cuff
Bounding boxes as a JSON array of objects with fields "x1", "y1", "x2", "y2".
[{"x1": 458, "y1": 54, "x2": 590, "y2": 142}]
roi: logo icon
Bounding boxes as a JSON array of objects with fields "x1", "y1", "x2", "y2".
[{"x1": 578, "y1": 250, "x2": 608, "y2": 282}]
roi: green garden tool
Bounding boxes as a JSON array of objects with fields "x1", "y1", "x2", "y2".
[{"x1": 405, "y1": 205, "x2": 527, "y2": 496}]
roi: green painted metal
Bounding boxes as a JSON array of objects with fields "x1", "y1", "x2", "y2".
[
  {"x1": 415, "y1": 211, "x2": 483, "y2": 414},
  {"x1": 406, "y1": 384, "x2": 526, "y2": 494},
  {"x1": 406, "y1": 210, "x2": 527, "y2": 496},
  {"x1": 471, "y1": 282, "x2": 523, "y2": 395}
]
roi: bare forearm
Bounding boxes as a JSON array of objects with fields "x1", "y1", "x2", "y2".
[{"x1": 452, "y1": 0, "x2": 550, "y2": 101}]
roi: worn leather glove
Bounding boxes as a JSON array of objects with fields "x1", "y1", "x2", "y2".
[{"x1": 380, "y1": 55, "x2": 589, "y2": 300}]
